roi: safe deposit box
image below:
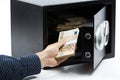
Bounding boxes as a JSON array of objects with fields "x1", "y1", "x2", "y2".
[{"x1": 11, "y1": 0, "x2": 115, "y2": 69}]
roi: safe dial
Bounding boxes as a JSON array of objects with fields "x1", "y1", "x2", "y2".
[{"x1": 95, "y1": 20, "x2": 109, "y2": 50}]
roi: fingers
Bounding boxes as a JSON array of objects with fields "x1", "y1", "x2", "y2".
[{"x1": 57, "y1": 57, "x2": 68, "y2": 65}]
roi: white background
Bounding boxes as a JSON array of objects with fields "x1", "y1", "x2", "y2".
[{"x1": 0, "y1": 0, "x2": 120, "y2": 80}]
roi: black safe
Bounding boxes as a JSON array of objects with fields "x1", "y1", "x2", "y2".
[{"x1": 11, "y1": 0, "x2": 116, "y2": 69}]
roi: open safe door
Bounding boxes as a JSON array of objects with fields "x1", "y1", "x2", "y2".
[{"x1": 94, "y1": 7, "x2": 109, "y2": 69}]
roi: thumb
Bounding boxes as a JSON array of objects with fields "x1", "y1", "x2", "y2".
[{"x1": 54, "y1": 40, "x2": 66, "y2": 48}]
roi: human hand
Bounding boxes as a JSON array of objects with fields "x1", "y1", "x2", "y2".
[{"x1": 36, "y1": 40, "x2": 68, "y2": 68}]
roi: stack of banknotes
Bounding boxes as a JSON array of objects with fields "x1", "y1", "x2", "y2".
[
  {"x1": 55, "y1": 28, "x2": 80, "y2": 59},
  {"x1": 57, "y1": 17, "x2": 86, "y2": 31}
]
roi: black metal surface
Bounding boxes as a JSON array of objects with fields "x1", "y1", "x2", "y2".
[{"x1": 11, "y1": 0, "x2": 44, "y2": 57}]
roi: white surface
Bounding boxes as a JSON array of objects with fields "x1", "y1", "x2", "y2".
[
  {"x1": 0, "y1": 0, "x2": 11, "y2": 56},
  {"x1": 31, "y1": 58, "x2": 120, "y2": 80},
  {"x1": 19, "y1": 0, "x2": 96, "y2": 6},
  {"x1": 0, "y1": 0, "x2": 120, "y2": 80}
]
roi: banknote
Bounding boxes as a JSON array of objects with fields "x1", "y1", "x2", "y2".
[{"x1": 55, "y1": 28, "x2": 80, "y2": 59}]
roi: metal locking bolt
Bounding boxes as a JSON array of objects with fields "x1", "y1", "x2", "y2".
[
  {"x1": 85, "y1": 33, "x2": 91, "y2": 40},
  {"x1": 85, "y1": 52, "x2": 91, "y2": 58}
]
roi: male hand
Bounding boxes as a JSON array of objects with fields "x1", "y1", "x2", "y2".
[{"x1": 36, "y1": 40, "x2": 68, "y2": 68}]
